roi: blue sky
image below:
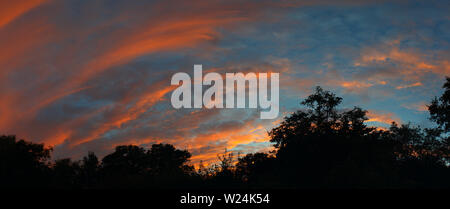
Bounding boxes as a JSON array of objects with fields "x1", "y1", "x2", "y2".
[{"x1": 0, "y1": 0, "x2": 448, "y2": 164}]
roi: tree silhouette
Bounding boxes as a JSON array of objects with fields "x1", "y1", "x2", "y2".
[
  {"x1": 429, "y1": 77, "x2": 450, "y2": 132},
  {"x1": 266, "y1": 87, "x2": 397, "y2": 187},
  {"x1": 0, "y1": 135, "x2": 52, "y2": 188},
  {"x1": 80, "y1": 152, "x2": 99, "y2": 188},
  {"x1": 262, "y1": 86, "x2": 449, "y2": 188},
  {"x1": 101, "y1": 145, "x2": 149, "y2": 176},
  {"x1": 1, "y1": 80, "x2": 449, "y2": 189},
  {"x1": 147, "y1": 143, "x2": 193, "y2": 176},
  {"x1": 99, "y1": 143, "x2": 193, "y2": 188},
  {"x1": 236, "y1": 153, "x2": 277, "y2": 186},
  {"x1": 52, "y1": 158, "x2": 81, "y2": 188}
]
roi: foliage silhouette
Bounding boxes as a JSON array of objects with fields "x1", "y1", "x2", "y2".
[
  {"x1": 429, "y1": 77, "x2": 450, "y2": 132},
  {"x1": 1, "y1": 79, "x2": 449, "y2": 189},
  {"x1": 0, "y1": 135, "x2": 52, "y2": 187}
]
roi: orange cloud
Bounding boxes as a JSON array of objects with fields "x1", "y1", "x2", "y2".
[
  {"x1": 0, "y1": 16, "x2": 54, "y2": 78},
  {"x1": 3, "y1": 0, "x2": 431, "y2": 165},
  {"x1": 74, "y1": 17, "x2": 240, "y2": 85},
  {"x1": 355, "y1": 39, "x2": 450, "y2": 83},
  {"x1": 395, "y1": 82, "x2": 423, "y2": 89},
  {"x1": 182, "y1": 120, "x2": 271, "y2": 165},
  {"x1": 18, "y1": 1, "x2": 273, "y2": 123},
  {"x1": 366, "y1": 110, "x2": 401, "y2": 125},
  {"x1": 340, "y1": 80, "x2": 374, "y2": 91},
  {"x1": 0, "y1": 1, "x2": 278, "y2": 148},
  {"x1": 71, "y1": 83, "x2": 176, "y2": 147},
  {"x1": 402, "y1": 102, "x2": 428, "y2": 112},
  {"x1": 0, "y1": 0, "x2": 47, "y2": 28}
]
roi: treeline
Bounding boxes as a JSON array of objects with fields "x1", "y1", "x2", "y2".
[{"x1": 1, "y1": 78, "x2": 449, "y2": 189}]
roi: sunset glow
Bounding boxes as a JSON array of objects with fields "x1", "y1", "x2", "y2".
[{"x1": 0, "y1": 0, "x2": 448, "y2": 167}]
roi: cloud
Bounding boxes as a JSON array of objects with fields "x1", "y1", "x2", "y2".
[
  {"x1": 0, "y1": 0, "x2": 48, "y2": 28},
  {"x1": 0, "y1": 0, "x2": 282, "y2": 142},
  {"x1": 402, "y1": 102, "x2": 428, "y2": 112},
  {"x1": 354, "y1": 39, "x2": 450, "y2": 84},
  {"x1": 1, "y1": 0, "x2": 448, "y2": 165},
  {"x1": 366, "y1": 110, "x2": 401, "y2": 125},
  {"x1": 395, "y1": 82, "x2": 423, "y2": 90}
]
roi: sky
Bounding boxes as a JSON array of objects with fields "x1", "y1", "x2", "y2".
[{"x1": 0, "y1": 0, "x2": 449, "y2": 165}]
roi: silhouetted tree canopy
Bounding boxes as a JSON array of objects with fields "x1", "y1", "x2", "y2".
[
  {"x1": 429, "y1": 77, "x2": 450, "y2": 132},
  {"x1": 102, "y1": 145, "x2": 149, "y2": 176},
  {"x1": 0, "y1": 135, "x2": 52, "y2": 187},
  {"x1": 269, "y1": 87, "x2": 373, "y2": 149},
  {"x1": 1, "y1": 79, "x2": 449, "y2": 189},
  {"x1": 147, "y1": 143, "x2": 193, "y2": 176}
]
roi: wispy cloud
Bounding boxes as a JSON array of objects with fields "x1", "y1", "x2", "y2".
[
  {"x1": 0, "y1": 0, "x2": 448, "y2": 163},
  {"x1": 0, "y1": 0, "x2": 48, "y2": 28},
  {"x1": 366, "y1": 110, "x2": 401, "y2": 125},
  {"x1": 396, "y1": 82, "x2": 423, "y2": 89}
]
